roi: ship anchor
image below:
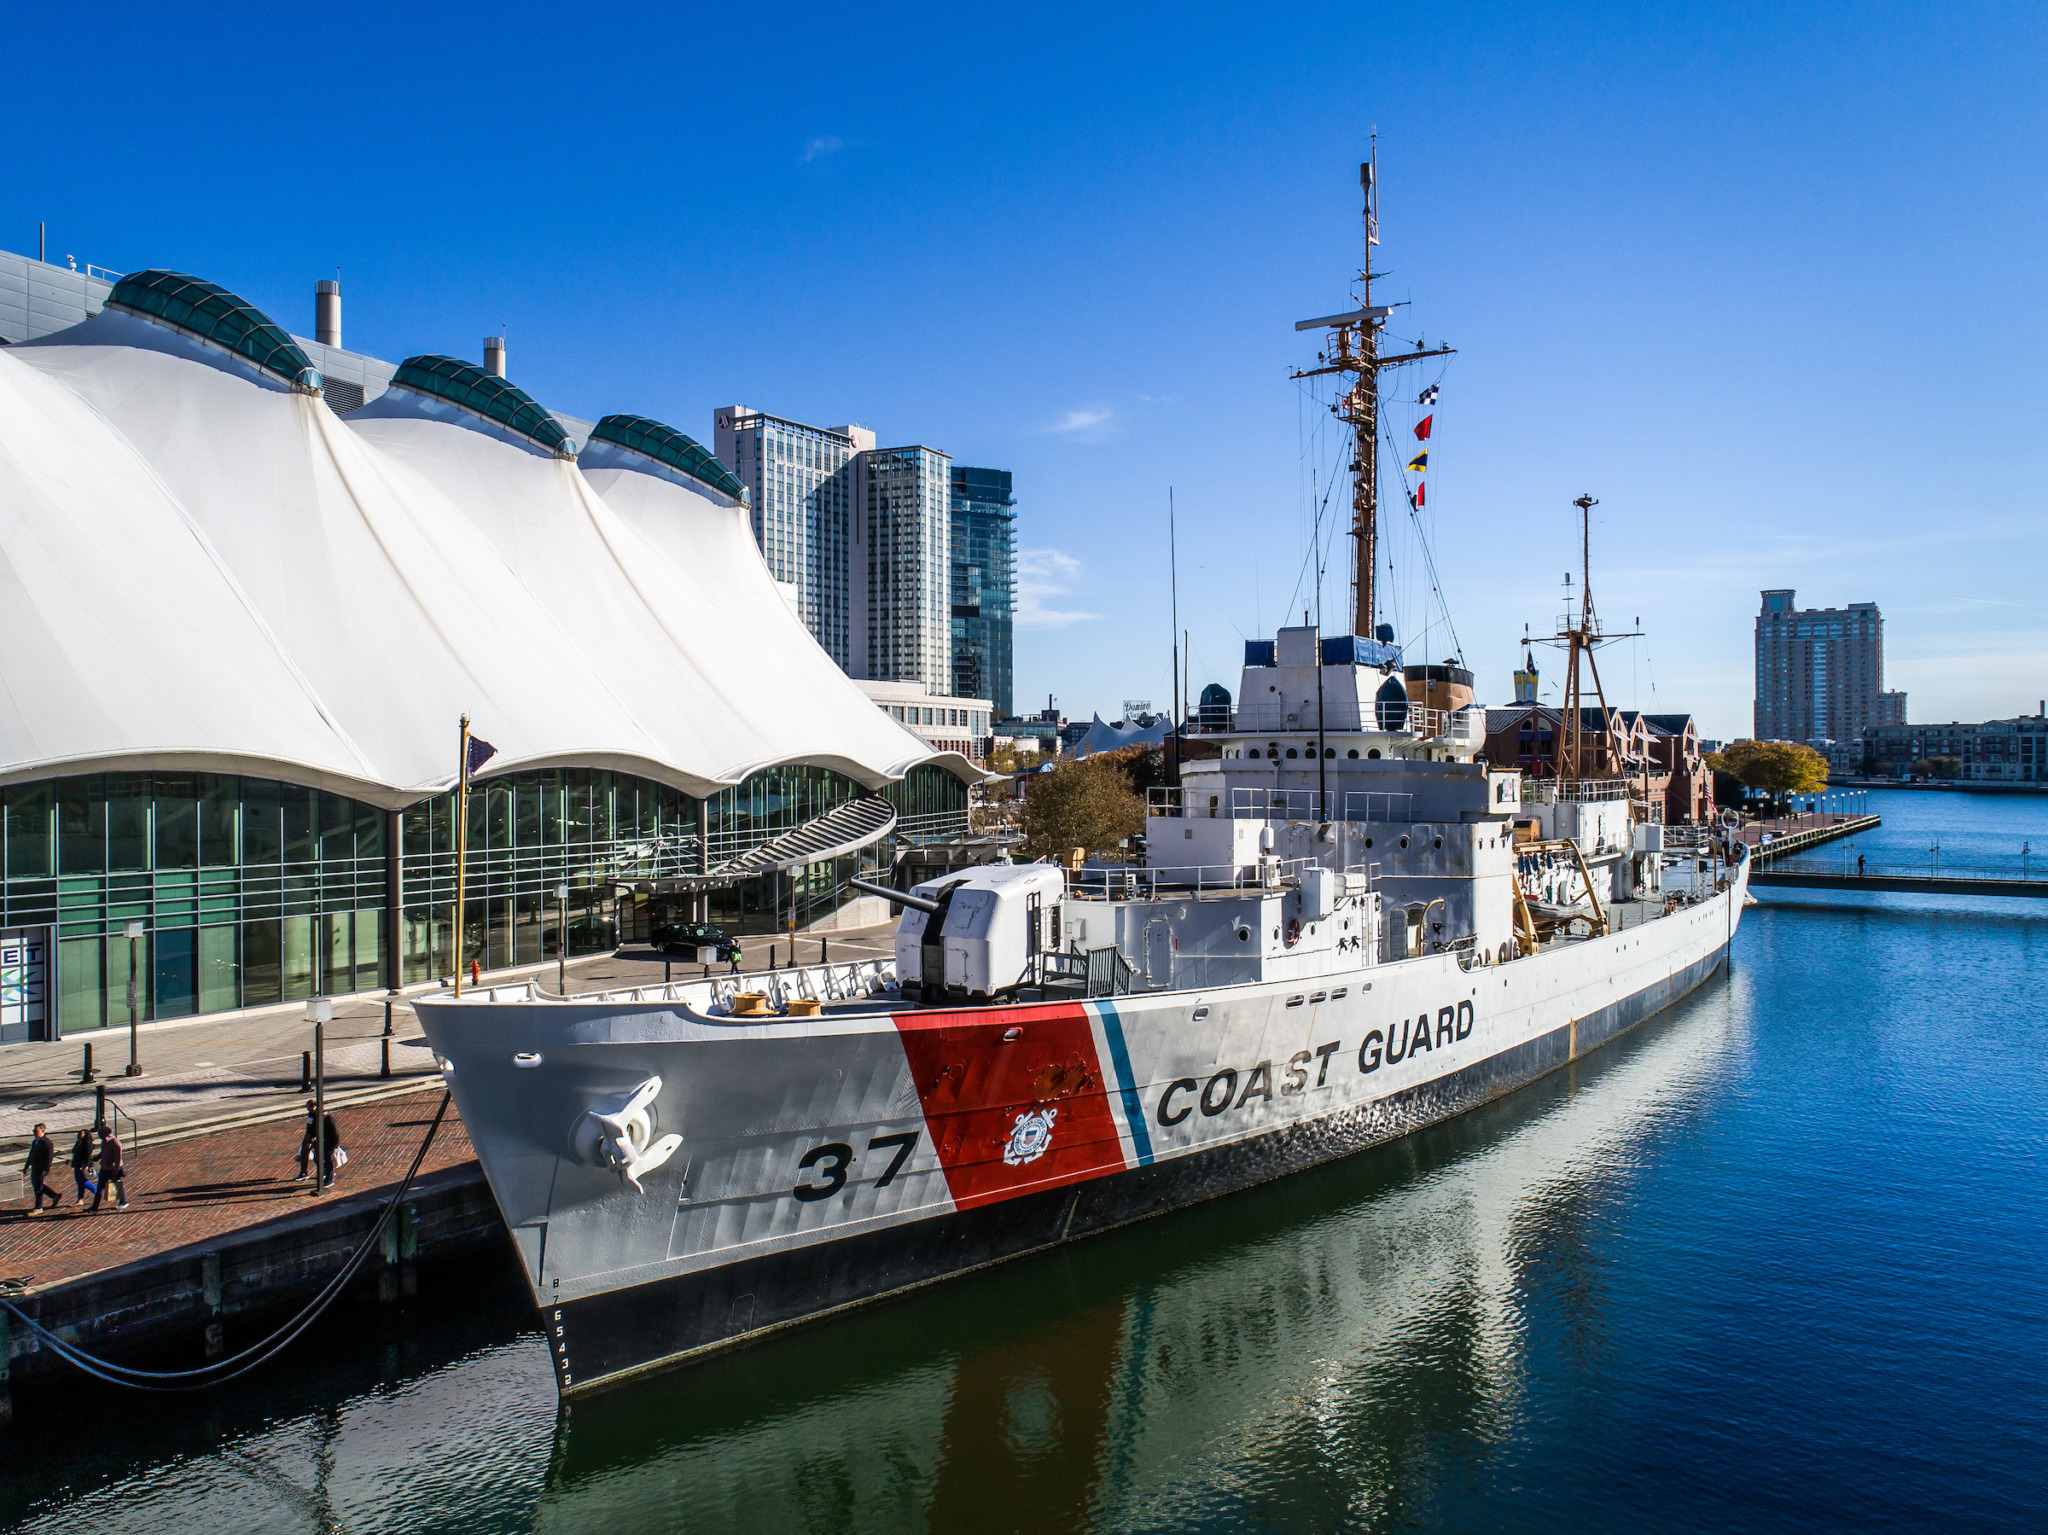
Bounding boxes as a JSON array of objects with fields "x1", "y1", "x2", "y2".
[{"x1": 571, "y1": 1076, "x2": 683, "y2": 1192}]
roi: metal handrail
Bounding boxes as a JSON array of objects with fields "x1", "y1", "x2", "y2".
[
  {"x1": 1063, "y1": 856, "x2": 1331, "y2": 900},
  {"x1": 1521, "y1": 778, "x2": 1634, "y2": 803}
]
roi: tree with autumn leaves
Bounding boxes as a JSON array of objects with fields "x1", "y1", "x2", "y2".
[
  {"x1": 1706, "y1": 739, "x2": 1830, "y2": 812},
  {"x1": 1019, "y1": 746, "x2": 1152, "y2": 860}
]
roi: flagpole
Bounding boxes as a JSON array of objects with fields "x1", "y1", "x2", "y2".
[{"x1": 453, "y1": 712, "x2": 470, "y2": 998}]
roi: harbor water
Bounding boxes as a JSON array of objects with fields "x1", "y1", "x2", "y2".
[{"x1": 3, "y1": 788, "x2": 2043, "y2": 1533}]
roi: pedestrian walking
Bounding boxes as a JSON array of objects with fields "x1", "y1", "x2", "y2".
[
  {"x1": 91, "y1": 1126, "x2": 128, "y2": 1212},
  {"x1": 21, "y1": 1122, "x2": 60, "y2": 1212},
  {"x1": 726, "y1": 938, "x2": 744, "y2": 976},
  {"x1": 69, "y1": 1127, "x2": 97, "y2": 1204},
  {"x1": 296, "y1": 1103, "x2": 343, "y2": 1188},
  {"x1": 1857, "y1": 854, "x2": 1866, "y2": 877}
]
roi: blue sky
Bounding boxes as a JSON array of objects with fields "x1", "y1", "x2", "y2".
[{"x1": 8, "y1": 2, "x2": 2046, "y2": 739}]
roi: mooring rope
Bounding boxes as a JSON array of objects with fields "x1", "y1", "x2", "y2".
[{"x1": 1, "y1": 1089, "x2": 452, "y2": 1392}]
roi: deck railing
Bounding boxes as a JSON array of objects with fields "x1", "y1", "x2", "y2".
[{"x1": 1147, "y1": 787, "x2": 1416, "y2": 823}]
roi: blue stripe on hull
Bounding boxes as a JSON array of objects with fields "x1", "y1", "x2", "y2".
[{"x1": 1093, "y1": 999, "x2": 1155, "y2": 1167}]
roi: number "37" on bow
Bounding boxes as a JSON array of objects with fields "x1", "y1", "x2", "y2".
[{"x1": 792, "y1": 1131, "x2": 920, "y2": 1202}]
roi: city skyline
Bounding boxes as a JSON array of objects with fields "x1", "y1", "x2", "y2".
[{"x1": 5, "y1": 5, "x2": 2045, "y2": 739}]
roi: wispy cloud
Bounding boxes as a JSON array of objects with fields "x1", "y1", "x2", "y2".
[
  {"x1": 1046, "y1": 406, "x2": 1114, "y2": 437},
  {"x1": 801, "y1": 135, "x2": 843, "y2": 162},
  {"x1": 1016, "y1": 548, "x2": 1098, "y2": 629}
]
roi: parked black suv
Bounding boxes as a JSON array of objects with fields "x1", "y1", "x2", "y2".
[{"x1": 654, "y1": 921, "x2": 733, "y2": 961}]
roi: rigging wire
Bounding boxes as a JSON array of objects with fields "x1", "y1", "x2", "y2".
[
  {"x1": 1380, "y1": 406, "x2": 1463, "y2": 663},
  {"x1": 1, "y1": 1091, "x2": 453, "y2": 1392}
]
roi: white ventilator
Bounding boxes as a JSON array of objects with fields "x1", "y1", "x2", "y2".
[{"x1": 571, "y1": 1077, "x2": 682, "y2": 1193}]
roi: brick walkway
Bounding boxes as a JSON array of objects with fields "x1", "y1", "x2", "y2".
[{"x1": 0, "y1": 1090, "x2": 475, "y2": 1291}]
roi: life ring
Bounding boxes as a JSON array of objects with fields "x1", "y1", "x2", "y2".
[{"x1": 1284, "y1": 917, "x2": 1302, "y2": 948}]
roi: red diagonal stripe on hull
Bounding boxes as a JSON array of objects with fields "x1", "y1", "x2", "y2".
[{"x1": 895, "y1": 1001, "x2": 1129, "y2": 1212}]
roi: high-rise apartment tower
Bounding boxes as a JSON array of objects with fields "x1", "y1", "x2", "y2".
[
  {"x1": 853, "y1": 445, "x2": 953, "y2": 691},
  {"x1": 717, "y1": 409, "x2": 962, "y2": 696},
  {"x1": 1754, "y1": 590, "x2": 1884, "y2": 744},
  {"x1": 713, "y1": 408, "x2": 875, "y2": 671}
]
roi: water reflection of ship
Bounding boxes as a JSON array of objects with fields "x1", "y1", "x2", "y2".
[{"x1": 536, "y1": 983, "x2": 1739, "y2": 1529}]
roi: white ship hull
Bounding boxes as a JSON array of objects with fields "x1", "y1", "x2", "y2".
[{"x1": 415, "y1": 855, "x2": 1746, "y2": 1396}]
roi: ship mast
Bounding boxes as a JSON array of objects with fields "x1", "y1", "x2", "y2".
[
  {"x1": 1292, "y1": 146, "x2": 1455, "y2": 638},
  {"x1": 1548, "y1": 494, "x2": 1642, "y2": 783}
]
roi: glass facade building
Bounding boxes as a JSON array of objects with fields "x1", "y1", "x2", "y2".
[
  {"x1": 0, "y1": 764, "x2": 967, "y2": 1041},
  {"x1": 949, "y1": 465, "x2": 1016, "y2": 720}
]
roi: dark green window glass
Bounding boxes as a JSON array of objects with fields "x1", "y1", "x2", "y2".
[
  {"x1": 567, "y1": 771, "x2": 594, "y2": 844},
  {"x1": 354, "y1": 907, "x2": 382, "y2": 992},
  {"x1": 243, "y1": 780, "x2": 281, "y2": 866},
  {"x1": 154, "y1": 927, "x2": 198, "y2": 1019},
  {"x1": 106, "y1": 774, "x2": 151, "y2": 872},
  {"x1": 199, "y1": 924, "x2": 240, "y2": 1012},
  {"x1": 59, "y1": 936, "x2": 104, "y2": 1031},
  {"x1": 466, "y1": 783, "x2": 488, "y2": 851},
  {"x1": 6, "y1": 785, "x2": 53, "y2": 879},
  {"x1": 281, "y1": 916, "x2": 315, "y2": 1000},
  {"x1": 199, "y1": 774, "x2": 238, "y2": 866},
  {"x1": 320, "y1": 792, "x2": 354, "y2": 864},
  {"x1": 282, "y1": 787, "x2": 316, "y2": 866},
  {"x1": 243, "y1": 918, "x2": 282, "y2": 1005},
  {"x1": 587, "y1": 414, "x2": 745, "y2": 500},
  {"x1": 155, "y1": 773, "x2": 199, "y2": 870},
  {"x1": 356, "y1": 803, "x2": 384, "y2": 862},
  {"x1": 322, "y1": 912, "x2": 353, "y2": 996},
  {"x1": 390, "y1": 355, "x2": 570, "y2": 455},
  {"x1": 541, "y1": 772, "x2": 564, "y2": 846},
  {"x1": 401, "y1": 802, "x2": 435, "y2": 859},
  {"x1": 485, "y1": 782, "x2": 512, "y2": 850},
  {"x1": 58, "y1": 777, "x2": 104, "y2": 875},
  {"x1": 106, "y1": 271, "x2": 314, "y2": 387}
]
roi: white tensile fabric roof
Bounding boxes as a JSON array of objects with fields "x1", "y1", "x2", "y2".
[{"x1": 0, "y1": 309, "x2": 963, "y2": 806}]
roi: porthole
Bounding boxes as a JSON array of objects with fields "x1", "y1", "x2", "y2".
[
  {"x1": 1286, "y1": 748, "x2": 1298, "y2": 758},
  {"x1": 1324, "y1": 748, "x2": 1336, "y2": 759},
  {"x1": 1248, "y1": 749, "x2": 1261, "y2": 759},
  {"x1": 1347, "y1": 749, "x2": 1359, "y2": 758},
  {"x1": 1364, "y1": 837, "x2": 1374, "y2": 848},
  {"x1": 1399, "y1": 835, "x2": 1410, "y2": 848},
  {"x1": 1368, "y1": 749, "x2": 1381, "y2": 759},
  {"x1": 1433, "y1": 836, "x2": 1443, "y2": 849}
]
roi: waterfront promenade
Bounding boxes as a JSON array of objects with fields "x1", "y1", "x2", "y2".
[{"x1": 1, "y1": 1094, "x2": 474, "y2": 1291}]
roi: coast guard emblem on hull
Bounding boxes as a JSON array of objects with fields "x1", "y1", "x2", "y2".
[{"x1": 1002, "y1": 1106, "x2": 1057, "y2": 1166}]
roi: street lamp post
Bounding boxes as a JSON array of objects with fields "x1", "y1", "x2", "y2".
[
  {"x1": 123, "y1": 919, "x2": 145, "y2": 1077},
  {"x1": 555, "y1": 883, "x2": 570, "y2": 995},
  {"x1": 308, "y1": 997, "x2": 330, "y2": 1196}
]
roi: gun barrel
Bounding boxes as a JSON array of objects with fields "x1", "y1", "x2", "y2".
[{"x1": 848, "y1": 877, "x2": 941, "y2": 915}]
